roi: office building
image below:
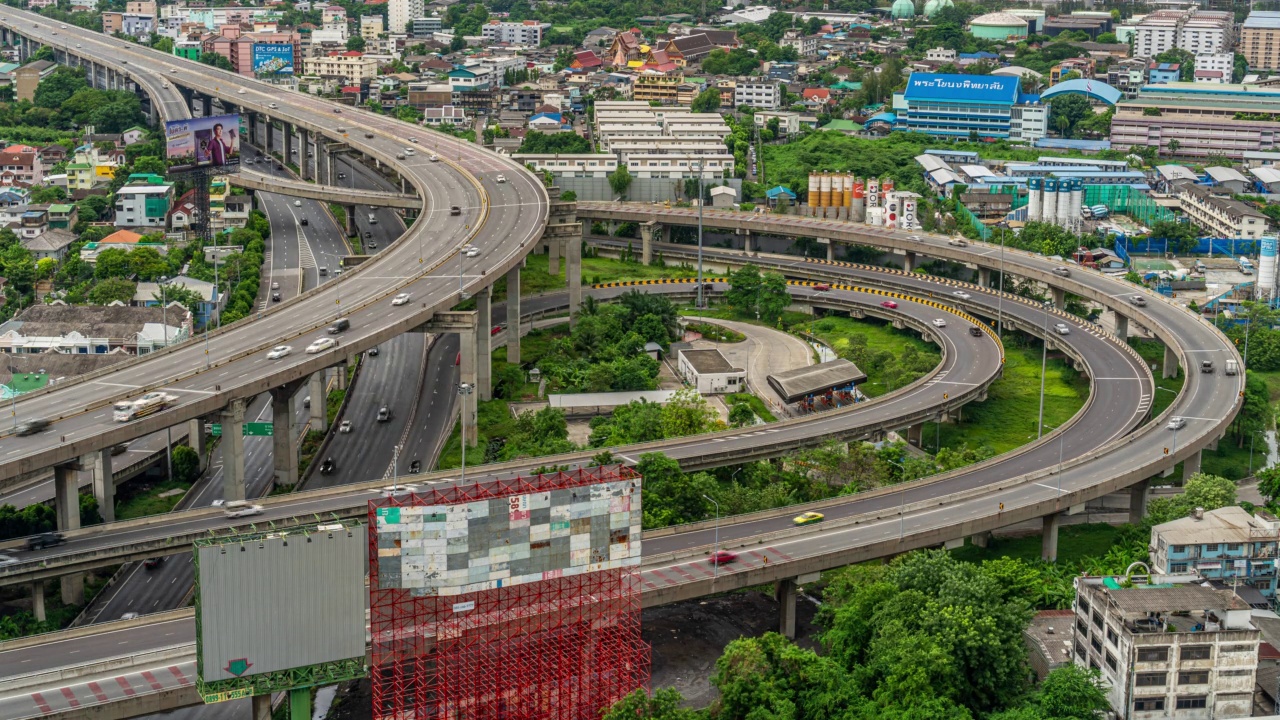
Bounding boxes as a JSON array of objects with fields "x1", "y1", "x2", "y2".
[
  {"x1": 893, "y1": 73, "x2": 1047, "y2": 141},
  {"x1": 734, "y1": 80, "x2": 780, "y2": 110},
  {"x1": 1110, "y1": 82, "x2": 1280, "y2": 159},
  {"x1": 481, "y1": 20, "x2": 550, "y2": 46},
  {"x1": 1072, "y1": 574, "x2": 1257, "y2": 719},
  {"x1": 303, "y1": 51, "x2": 380, "y2": 85},
  {"x1": 1241, "y1": 12, "x2": 1280, "y2": 72},
  {"x1": 412, "y1": 16, "x2": 441, "y2": 38},
  {"x1": 1150, "y1": 506, "x2": 1280, "y2": 606},
  {"x1": 387, "y1": 0, "x2": 422, "y2": 35}
]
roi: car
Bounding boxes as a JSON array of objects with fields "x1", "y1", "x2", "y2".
[
  {"x1": 25, "y1": 532, "x2": 64, "y2": 550},
  {"x1": 1054, "y1": 323, "x2": 1070, "y2": 335},
  {"x1": 1129, "y1": 295, "x2": 1147, "y2": 306},
  {"x1": 409, "y1": 137, "x2": 419, "y2": 143},
  {"x1": 223, "y1": 501, "x2": 264, "y2": 518},
  {"x1": 496, "y1": 174, "x2": 507, "y2": 183},
  {"x1": 144, "y1": 557, "x2": 165, "y2": 569},
  {"x1": 365, "y1": 132, "x2": 374, "y2": 139},
  {"x1": 369, "y1": 241, "x2": 377, "y2": 249},
  {"x1": 377, "y1": 407, "x2": 391, "y2": 422},
  {"x1": 15, "y1": 418, "x2": 50, "y2": 436},
  {"x1": 392, "y1": 293, "x2": 412, "y2": 306},
  {"x1": 1052, "y1": 266, "x2": 1071, "y2": 277},
  {"x1": 294, "y1": 200, "x2": 302, "y2": 207},
  {"x1": 271, "y1": 292, "x2": 281, "y2": 302},
  {"x1": 793, "y1": 511, "x2": 825, "y2": 526},
  {"x1": 336, "y1": 127, "x2": 347, "y2": 133},
  {"x1": 238, "y1": 88, "x2": 246, "y2": 94},
  {"x1": 303, "y1": 396, "x2": 311, "y2": 408},
  {"x1": 404, "y1": 148, "x2": 415, "y2": 156},
  {"x1": 968, "y1": 326, "x2": 983, "y2": 337},
  {"x1": 306, "y1": 338, "x2": 337, "y2": 354},
  {"x1": 491, "y1": 325, "x2": 502, "y2": 336},
  {"x1": 75, "y1": 43, "x2": 81, "y2": 48},
  {"x1": 268, "y1": 102, "x2": 277, "y2": 109},
  {"x1": 0, "y1": 554, "x2": 20, "y2": 567},
  {"x1": 368, "y1": 346, "x2": 380, "y2": 357},
  {"x1": 450, "y1": 205, "x2": 461, "y2": 216},
  {"x1": 947, "y1": 237, "x2": 967, "y2": 247},
  {"x1": 396, "y1": 153, "x2": 405, "y2": 160},
  {"x1": 339, "y1": 420, "x2": 353, "y2": 433},
  {"x1": 271, "y1": 282, "x2": 280, "y2": 290},
  {"x1": 952, "y1": 291, "x2": 972, "y2": 300},
  {"x1": 333, "y1": 107, "x2": 341, "y2": 113},
  {"x1": 465, "y1": 247, "x2": 480, "y2": 258},
  {"x1": 328, "y1": 318, "x2": 349, "y2": 333},
  {"x1": 1167, "y1": 417, "x2": 1186, "y2": 430},
  {"x1": 338, "y1": 173, "x2": 347, "y2": 180},
  {"x1": 1201, "y1": 360, "x2": 1214, "y2": 374},
  {"x1": 364, "y1": 231, "x2": 373, "y2": 238},
  {"x1": 932, "y1": 318, "x2": 947, "y2": 328},
  {"x1": 59, "y1": 24, "x2": 66, "y2": 28},
  {"x1": 880, "y1": 300, "x2": 898, "y2": 309},
  {"x1": 813, "y1": 283, "x2": 831, "y2": 292},
  {"x1": 300, "y1": 218, "x2": 308, "y2": 226},
  {"x1": 170, "y1": 68, "x2": 178, "y2": 73},
  {"x1": 121, "y1": 612, "x2": 140, "y2": 620},
  {"x1": 907, "y1": 234, "x2": 922, "y2": 241},
  {"x1": 110, "y1": 443, "x2": 128, "y2": 456},
  {"x1": 320, "y1": 458, "x2": 335, "y2": 474},
  {"x1": 709, "y1": 550, "x2": 737, "y2": 565},
  {"x1": 408, "y1": 460, "x2": 422, "y2": 474},
  {"x1": 267, "y1": 345, "x2": 292, "y2": 360},
  {"x1": 429, "y1": 154, "x2": 439, "y2": 162}
]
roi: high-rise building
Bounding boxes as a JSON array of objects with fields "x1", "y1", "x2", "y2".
[
  {"x1": 480, "y1": 20, "x2": 550, "y2": 46},
  {"x1": 387, "y1": 0, "x2": 423, "y2": 36},
  {"x1": 1241, "y1": 11, "x2": 1280, "y2": 72}
]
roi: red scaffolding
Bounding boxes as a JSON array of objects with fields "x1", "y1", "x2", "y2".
[{"x1": 369, "y1": 467, "x2": 650, "y2": 720}]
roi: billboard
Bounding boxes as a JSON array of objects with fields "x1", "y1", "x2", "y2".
[
  {"x1": 252, "y1": 43, "x2": 294, "y2": 75},
  {"x1": 165, "y1": 114, "x2": 241, "y2": 173},
  {"x1": 374, "y1": 476, "x2": 641, "y2": 596},
  {"x1": 194, "y1": 521, "x2": 367, "y2": 702}
]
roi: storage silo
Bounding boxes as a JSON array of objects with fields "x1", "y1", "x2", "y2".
[
  {"x1": 882, "y1": 177, "x2": 895, "y2": 199},
  {"x1": 1026, "y1": 178, "x2": 1043, "y2": 222},
  {"x1": 1259, "y1": 237, "x2": 1278, "y2": 300},
  {"x1": 807, "y1": 172, "x2": 818, "y2": 212},
  {"x1": 901, "y1": 197, "x2": 918, "y2": 230},
  {"x1": 1056, "y1": 180, "x2": 1073, "y2": 226},
  {"x1": 1069, "y1": 179, "x2": 1083, "y2": 224},
  {"x1": 851, "y1": 178, "x2": 866, "y2": 222},
  {"x1": 1042, "y1": 179, "x2": 1059, "y2": 226},
  {"x1": 820, "y1": 174, "x2": 833, "y2": 209},
  {"x1": 885, "y1": 195, "x2": 900, "y2": 229},
  {"x1": 832, "y1": 174, "x2": 845, "y2": 210},
  {"x1": 867, "y1": 178, "x2": 880, "y2": 210}
]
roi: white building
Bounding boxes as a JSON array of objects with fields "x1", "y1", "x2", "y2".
[
  {"x1": 1009, "y1": 103, "x2": 1049, "y2": 142},
  {"x1": 1194, "y1": 52, "x2": 1233, "y2": 79},
  {"x1": 733, "y1": 80, "x2": 780, "y2": 110},
  {"x1": 1073, "y1": 574, "x2": 1257, "y2": 719},
  {"x1": 677, "y1": 349, "x2": 745, "y2": 394},
  {"x1": 115, "y1": 184, "x2": 173, "y2": 228},
  {"x1": 423, "y1": 105, "x2": 467, "y2": 126},
  {"x1": 592, "y1": 101, "x2": 735, "y2": 179},
  {"x1": 511, "y1": 154, "x2": 618, "y2": 177},
  {"x1": 387, "y1": 0, "x2": 423, "y2": 35},
  {"x1": 1177, "y1": 183, "x2": 1270, "y2": 239},
  {"x1": 1134, "y1": 9, "x2": 1234, "y2": 58},
  {"x1": 481, "y1": 20, "x2": 550, "y2": 46},
  {"x1": 303, "y1": 52, "x2": 380, "y2": 85},
  {"x1": 754, "y1": 110, "x2": 802, "y2": 135},
  {"x1": 780, "y1": 29, "x2": 819, "y2": 57}
]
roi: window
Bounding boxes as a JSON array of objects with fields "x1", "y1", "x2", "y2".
[
  {"x1": 1091, "y1": 636, "x2": 1103, "y2": 653},
  {"x1": 1075, "y1": 641, "x2": 1087, "y2": 659},
  {"x1": 1170, "y1": 544, "x2": 1186, "y2": 554},
  {"x1": 1137, "y1": 647, "x2": 1169, "y2": 662},
  {"x1": 1105, "y1": 652, "x2": 1117, "y2": 671},
  {"x1": 1170, "y1": 562, "x2": 1188, "y2": 573},
  {"x1": 1077, "y1": 619, "x2": 1088, "y2": 637},
  {"x1": 1222, "y1": 644, "x2": 1254, "y2": 653},
  {"x1": 1078, "y1": 599, "x2": 1090, "y2": 615},
  {"x1": 1228, "y1": 543, "x2": 1243, "y2": 551},
  {"x1": 1178, "y1": 670, "x2": 1209, "y2": 685},
  {"x1": 1136, "y1": 672, "x2": 1166, "y2": 687},
  {"x1": 1205, "y1": 543, "x2": 1220, "y2": 552},
  {"x1": 1134, "y1": 698, "x2": 1165, "y2": 711},
  {"x1": 1106, "y1": 628, "x2": 1118, "y2": 646},
  {"x1": 1181, "y1": 645, "x2": 1212, "y2": 660},
  {"x1": 1175, "y1": 696, "x2": 1207, "y2": 710},
  {"x1": 1092, "y1": 611, "x2": 1104, "y2": 629}
]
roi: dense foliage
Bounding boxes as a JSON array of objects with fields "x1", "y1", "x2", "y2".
[{"x1": 533, "y1": 291, "x2": 674, "y2": 392}]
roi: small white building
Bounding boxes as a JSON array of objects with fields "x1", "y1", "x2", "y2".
[
  {"x1": 677, "y1": 348, "x2": 745, "y2": 394},
  {"x1": 733, "y1": 80, "x2": 781, "y2": 110}
]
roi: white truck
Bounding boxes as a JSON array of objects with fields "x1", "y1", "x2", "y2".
[{"x1": 113, "y1": 392, "x2": 178, "y2": 422}]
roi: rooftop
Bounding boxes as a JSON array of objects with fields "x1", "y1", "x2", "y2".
[
  {"x1": 0, "y1": 303, "x2": 173, "y2": 339},
  {"x1": 679, "y1": 348, "x2": 741, "y2": 375},
  {"x1": 767, "y1": 358, "x2": 867, "y2": 404},
  {"x1": 1152, "y1": 505, "x2": 1277, "y2": 544}
]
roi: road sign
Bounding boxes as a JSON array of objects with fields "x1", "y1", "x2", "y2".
[{"x1": 209, "y1": 422, "x2": 273, "y2": 437}]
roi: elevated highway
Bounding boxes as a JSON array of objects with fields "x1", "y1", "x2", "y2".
[{"x1": 231, "y1": 169, "x2": 421, "y2": 210}]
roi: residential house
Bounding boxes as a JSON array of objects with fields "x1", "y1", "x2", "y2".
[
  {"x1": 134, "y1": 275, "x2": 222, "y2": 328},
  {"x1": 801, "y1": 87, "x2": 833, "y2": 109},
  {"x1": 22, "y1": 227, "x2": 74, "y2": 261},
  {"x1": 1148, "y1": 62, "x2": 1181, "y2": 84},
  {"x1": 423, "y1": 105, "x2": 468, "y2": 126},
  {"x1": 0, "y1": 144, "x2": 42, "y2": 187},
  {"x1": 0, "y1": 303, "x2": 190, "y2": 356},
  {"x1": 408, "y1": 82, "x2": 454, "y2": 109},
  {"x1": 570, "y1": 50, "x2": 603, "y2": 71},
  {"x1": 66, "y1": 146, "x2": 119, "y2": 191},
  {"x1": 1177, "y1": 183, "x2": 1269, "y2": 239},
  {"x1": 527, "y1": 112, "x2": 565, "y2": 131},
  {"x1": 167, "y1": 189, "x2": 200, "y2": 232},
  {"x1": 12, "y1": 59, "x2": 55, "y2": 102},
  {"x1": 114, "y1": 174, "x2": 174, "y2": 229},
  {"x1": 781, "y1": 30, "x2": 820, "y2": 57},
  {"x1": 1150, "y1": 506, "x2": 1280, "y2": 606},
  {"x1": 46, "y1": 204, "x2": 76, "y2": 229}
]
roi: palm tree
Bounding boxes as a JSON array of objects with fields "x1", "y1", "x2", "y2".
[{"x1": 1166, "y1": 139, "x2": 1181, "y2": 157}]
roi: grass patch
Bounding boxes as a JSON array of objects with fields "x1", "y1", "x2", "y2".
[
  {"x1": 582, "y1": 255, "x2": 701, "y2": 285},
  {"x1": 1200, "y1": 439, "x2": 1260, "y2": 481},
  {"x1": 686, "y1": 321, "x2": 745, "y2": 343},
  {"x1": 798, "y1": 315, "x2": 941, "y2": 398},
  {"x1": 114, "y1": 479, "x2": 193, "y2": 521},
  {"x1": 514, "y1": 324, "x2": 571, "y2": 367},
  {"x1": 298, "y1": 429, "x2": 325, "y2": 477},
  {"x1": 328, "y1": 204, "x2": 356, "y2": 252},
  {"x1": 921, "y1": 339, "x2": 1088, "y2": 455},
  {"x1": 436, "y1": 399, "x2": 517, "y2": 471},
  {"x1": 726, "y1": 392, "x2": 777, "y2": 423},
  {"x1": 949, "y1": 523, "x2": 1121, "y2": 566}
]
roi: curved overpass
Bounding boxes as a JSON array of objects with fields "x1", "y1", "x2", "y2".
[
  {"x1": 232, "y1": 169, "x2": 421, "y2": 209},
  {"x1": 0, "y1": 7, "x2": 550, "y2": 486}
]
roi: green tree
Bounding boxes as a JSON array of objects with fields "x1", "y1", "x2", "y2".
[
  {"x1": 33, "y1": 66, "x2": 89, "y2": 109},
  {"x1": 1048, "y1": 94, "x2": 1092, "y2": 138},
  {"x1": 757, "y1": 270, "x2": 789, "y2": 322},
  {"x1": 691, "y1": 86, "x2": 721, "y2": 114},
  {"x1": 726, "y1": 263, "x2": 763, "y2": 314},
  {"x1": 199, "y1": 51, "x2": 235, "y2": 72},
  {"x1": 93, "y1": 247, "x2": 132, "y2": 280},
  {"x1": 659, "y1": 388, "x2": 719, "y2": 438},
  {"x1": 729, "y1": 401, "x2": 755, "y2": 427},
  {"x1": 171, "y1": 445, "x2": 201, "y2": 483},
  {"x1": 602, "y1": 688, "x2": 702, "y2": 720},
  {"x1": 346, "y1": 36, "x2": 366, "y2": 51},
  {"x1": 518, "y1": 130, "x2": 590, "y2": 154},
  {"x1": 154, "y1": 283, "x2": 205, "y2": 316},
  {"x1": 608, "y1": 165, "x2": 632, "y2": 199},
  {"x1": 1147, "y1": 472, "x2": 1237, "y2": 524}
]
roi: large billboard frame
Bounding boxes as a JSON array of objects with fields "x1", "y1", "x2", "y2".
[
  {"x1": 252, "y1": 43, "x2": 295, "y2": 76},
  {"x1": 193, "y1": 519, "x2": 368, "y2": 704},
  {"x1": 165, "y1": 113, "x2": 242, "y2": 175}
]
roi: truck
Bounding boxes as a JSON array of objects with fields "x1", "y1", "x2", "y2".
[
  {"x1": 1238, "y1": 256, "x2": 1254, "y2": 275},
  {"x1": 113, "y1": 391, "x2": 178, "y2": 422}
]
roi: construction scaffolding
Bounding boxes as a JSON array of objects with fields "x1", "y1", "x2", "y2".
[{"x1": 368, "y1": 467, "x2": 650, "y2": 720}]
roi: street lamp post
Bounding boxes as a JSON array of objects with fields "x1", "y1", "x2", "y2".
[
  {"x1": 695, "y1": 161, "x2": 705, "y2": 309},
  {"x1": 1037, "y1": 300, "x2": 1051, "y2": 439},
  {"x1": 996, "y1": 221, "x2": 1008, "y2": 337},
  {"x1": 702, "y1": 494, "x2": 720, "y2": 579},
  {"x1": 159, "y1": 276, "x2": 173, "y2": 482},
  {"x1": 393, "y1": 444, "x2": 401, "y2": 492},
  {"x1": 886, "y1": 459, "x2": 908, "y2": 540},
  {"x1": 1042, "y1": 422, "x2": 1066, "y2": 497},
  {"x1": 458, "y1": 382, "x2": 473, "y2": 483}
]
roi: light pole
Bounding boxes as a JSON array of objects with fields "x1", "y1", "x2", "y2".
[
  {"x1": 159, "y1": 276, "x2": 173, "y2": 482},
  {"x1": 695, "y1": 160, "x2": 705, "y2": 309},
  {"x1": 995, "y1": 220, "x2": 1008, "y2": 337},
  {"x1": 458, "y1": 382, "x2": 473, "y2": 483},
  {"x1": 1037, "y1": 300, "x2": 1051, "y2": 439},
  {"x1": 702, "y1": 494, "x2": 720, "y2": 579},
  {"x1": 885, "y1": 458, "x2": 908, "y2": 540},
  {"x1": 1042, "y1": 422, "x2": 1065, "y2": 497},
  {"x1": 393, "y1": 443, "x2": 401, "y2": 492}
]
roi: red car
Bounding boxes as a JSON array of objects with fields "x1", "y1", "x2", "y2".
[
  {"x1": 709, "y1": 550, "x2": 737, "y2": 565},
  {"x1": 491, "y1": 325, "x2": 502, "y2": 336},
  {"x1": 814, "y1": 283, "x2": 831, "y2": 292},
  {"x1": 881, "y1": 300, "x2": 898, "y2": 309}
]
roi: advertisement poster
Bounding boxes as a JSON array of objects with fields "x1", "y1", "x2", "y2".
[
  {"x1": 252, "y1": 43, "x2": 294, "y2": 75},
  {"x1": 165, "y1": 114, "x2": 240, "y2": 173}
]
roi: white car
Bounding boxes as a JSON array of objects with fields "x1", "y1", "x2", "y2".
[
  {"x1": 170, "y1": 68, "x2": 178, "y2": 73},
  {"x1": 948, "y1": 238, "x2": 968, "y2": 247},
  {"x1": 932, "y1": 318, "x2": 947, "y2": 328},
  {"x1": 237, "y1": 88, "x2": 246, "y2": 94},
  {"x1": 0, "y1": 554, "x2": 19, "y2": 567},
  {"x1": 266, "y1": 345, "x2": 292, "y2": 360},
  {"x1": 59, "y1": 24, "x2": 66, "y2": 28},
  {"x1": 306, "y1": 338, "x2": 337, "y2": 354},
  {"x1": 224, "y1": 502, "x2": 264, "y2": 518},
  {"x1": 339, "y1": 420, "x2": 353, "y2": 434},
  {"x1": 409, "y1": 137, "x2": 419, "y2": 143},
  {"x1": 496, "y1": 174, "x2": 507, "y2": 183},
  {"x1": 404, "y1": 148, "x2": 415, "y2": 156},
  {"x1": 1167, "y1": 417, "x2": 1186, "y2": 430},
  {"x1": 907, "y1": 234, "x2": 922, "y2": 241},
  {"x1": 392, "y1": 293, "x2": 412, "y2": 306},
  {"x1": 952, "y1": 291, "x2": 972, "y2": 300},
  {"x1": 429, "y1": 154, "x2": 439, "y2": 162},
  {"x1": 382, "y1": 484, "x2": 420, "y2": 497},
  {"x1": 465, "y1": 247, "x2": 480, "y2": 258},
  {"x1": 1054, "y1": 323, "x2": 1071, "y2": 335}
]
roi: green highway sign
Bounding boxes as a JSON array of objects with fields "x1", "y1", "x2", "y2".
[{"x1": 208, "y1": 422, "x2": 273, "y2": 437}]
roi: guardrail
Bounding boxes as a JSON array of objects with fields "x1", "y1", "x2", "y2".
[{"x1": 0, "y1": 645, "x2": 193, "y2": 694}]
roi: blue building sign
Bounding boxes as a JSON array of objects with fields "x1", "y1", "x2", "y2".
[
  {"x1": 903, "y1": 74, "x2": 1019, "y2": 104},
  {"x1": 252, "y1": 44, "x2": 294, "y2": 75}
]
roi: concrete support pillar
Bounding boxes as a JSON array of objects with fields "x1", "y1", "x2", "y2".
[
  {"x1": 1051, "y1": 286, "x2": 1065, "y2": 310},
  {"x1": 345, "y1": 204, "x2": 357, "y2": 237},
  {"x1": 978, "y1": 267, "x2": 992, "y2": 288},
  {"x1": 299, "y1": 130, "x2": 311, "y2": 181},
  {"x1": 334, "y1": 362, "x2": 348, "y2": 391},
  {"x1": 188, "y1": 418, "x2": 207, "y2": 472},
  {"x1": 266, "y1": 121, "x2": 276, "y2": 155},
  {"x1": 1114, "y1": 312, "x2": 1128, "y2": 341},
  {"x1": 93, "y1": 449, "x2": 114, "y2": 524},
  {"x1": 506, "y1": 267, "x2": 521, "y2": 365},
  {"x1": 1163, "y1": 344, "x2": 1178, "y2": 379},
  {"x1": 475, "y1": 288, "x2": 492, "y2": 401},
  {"x1": 567, "y1": 233, "x2": 582, "y2": 325},
  {"x1": 903, "y1": 251, "x2": 917, "y2": 273},
  {"x1": 289, "y1": 687, "x2": 310, "y2": 720},
  {"x1": 826, "y1": 242, "x2": 834, "y2": 261},
  {"x1": 742, "y1": 230, "x2": 752, "y2": 254},
  {"x1": 640, "y1": 223, "x2": 654, "y2": 265},
  {"x1": 220, "y1": 398, "x2": 247, "y2": 503},
  {"x1": 283, "y1": 124, "x2": 294, "y2": 169},
  {"x1": 1129, "y1": 480, "x2": 1148, "y2": 524},
  {"x1": 1207, "y1": 436, "x2": 1218, "y2": 451},
  {"x1": 309, "y1": 372, "x2": 327, "y2": 432},
  {"x1": 970, "y1": 531, "x2": 991, "y2": 548},
  {"x1": 547, "y1": 237, "x2": 560, "y2": 275},
  {"x1": 270, "y1": 381, "x2": 304, "y2": 490},
  {"x1": 460, "y1": 326, "x2": 478, "y2": 445},
  {"x1": 30, "y1": 582, "x2": 45, "y2": 622},
  {"x1": 54, "y1": 462, "x2": 83, "y2": 605},
  {"x1": 1183, "y1": 449, "x2": 1202, "y2": 480},
  {"x1": 1041, "y1": 512, "x2": 1061, "y2": 562},
  {"x1": 906, "y1": 423, "x2": 923, "y2": 447},
  {"x1": 201, "y1": 95, "x2": 212, "y2": 117},
  {"x1": 252, "y1": 694, "x2": 272, "y2": 720},
  {"x1": 776, "y1": 578, "x2": 798, "y2": 639}
]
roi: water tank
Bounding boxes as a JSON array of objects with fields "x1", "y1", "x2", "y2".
[
  {"x1": 867, "y1": 177, "x2": 880, "y2": 209},
  {"x1": 1057, "y1": 181, "x2": 1072, "y2": 226},
  {"x1": 819, "y1": 173, "x2": 832, "y2": 208},
  {"x1": 1042, "y1": 179, "x2": 1059, "y2": 226},
  {"x1": 807, "y1": 173, "x2": 818, "y2": 208},
  {"x1": 1259, "y1": 237, "x2": 1278, "y2": 300},
  {"x1": 1027, "y1": 178, "x2": 1043, "y2": 221},
  {"x1": 851, "y1": 177, "x2": 866, "y2": 221}
]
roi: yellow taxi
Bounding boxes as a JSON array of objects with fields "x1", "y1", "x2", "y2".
[{"x1": 793, "y1": 511, "x2": 825, "y2": 526}]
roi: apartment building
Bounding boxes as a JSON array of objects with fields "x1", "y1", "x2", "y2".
[
  {"x1": 1241, "y1": 11, "x2": 1280, "y2": 72},
  {"x1": 1133, "y1": 11, "x2": 1183, "y2": 58},
  {"x1": 303, "y1": 51, "x2": 379, "y2": 85},
  {"x1": 0, "y1": 144, "x2": 43, "y2": 187},
  {"x1": 1194, "y1": 52, "x2": 1233, "y2": 83},
  {"x1": 510, "y1": 154, "x2": 618, "y2": 178},
  {"x1": 1110, "y1": 83, "x2": 1280, "y2": 159},
  {"x1": 733, "y1": 80, "x2": 780, "y2": 110},
  {"x1": 780, "y1": 29, "x2": 819, "y2": 57},
  {"x1": 1073, "y1": 574, "x2": 1258, "y2": 719},
  {"x1": 593, "y1": 101, "x2": 735, "y2": 179},
  {"x1": 1150, "y1": 506, "x2": 1280, "y2": 606},
  {"x1": 1177, "y1": 183, "x2": 1269, "y2": 240},
  {"x1": 632, "y1": 74, "x2": 683, "y2": 104},
  {"x1": 360, "y1": 15, "x2": 384, "y2": 40},
  {"x1": 412, "y1": 17, "x2": 441, "y2": 38},
  {"x1": 1132, "y1": 10, "x2": 1232, "y2": 59},
  {"x1": 387, "y1": 0, "x2": 422, "y2": 35},
  {"x1": 481, "y1": 20, "x2": 550, "y2": 46}
]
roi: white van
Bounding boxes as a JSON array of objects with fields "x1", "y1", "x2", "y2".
[
  {"x1": 368, "y1": 213, "x2": 377, "y2": 224},
  {"x1": 1225, "y1": 359, "x2": 1239, "y2": 376}
]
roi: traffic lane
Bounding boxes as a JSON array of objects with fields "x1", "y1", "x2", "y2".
[
  {"x1": 314, "y1": 333, "x2": 428, "y2": 487},
  {"x1": 397, "y1": 333, "x2": 460, "y2": 473},
  {"x1": 0, "y1": 431, "x2": 167, "y2": 510},
  {"x1": 0, "y1": 615, "x2": 195, "y2": 677}
]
